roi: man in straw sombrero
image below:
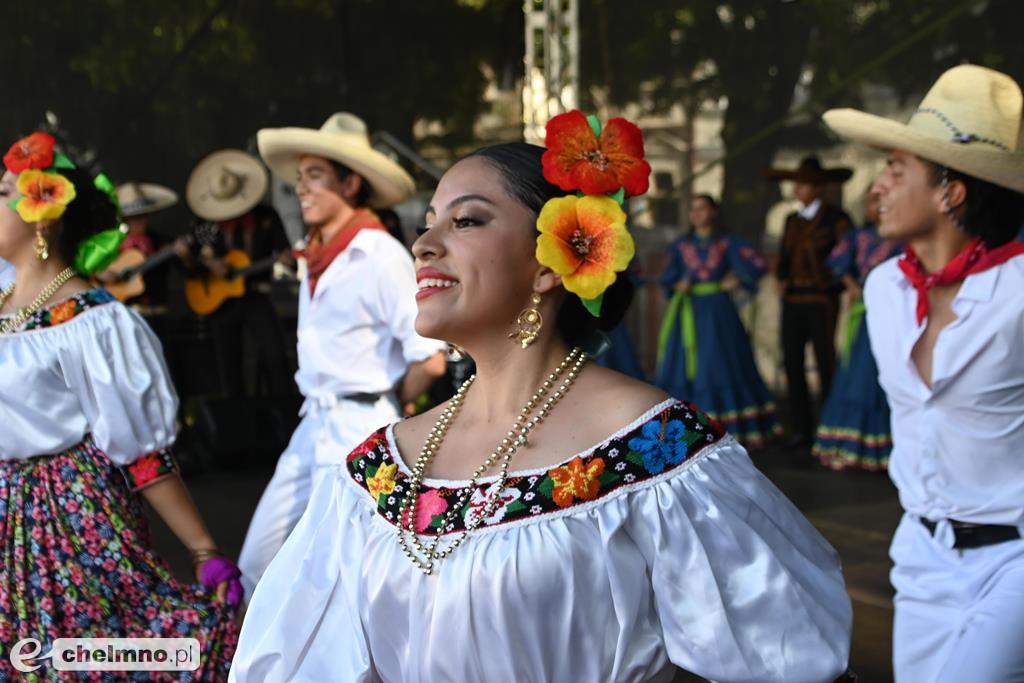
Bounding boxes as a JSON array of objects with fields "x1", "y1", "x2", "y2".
[
  {"x1": 236, "y1": 112, "x2": 446, "y2": 599},
  {"x1": 181, "y1": 148, "x2": 294, "y2": 398},
  {"x1": 93, "y1": 181, "x2": 179, "y2": 303},
  {"x1": 117, "y1": 181, "x2": 179, "y2": 257},
  {"x1": 824, "y1": 64, "x2": 1024, "y2": 681},
  {"x1": 765, "y1": 156, "x2": 855, "y2": 449}
]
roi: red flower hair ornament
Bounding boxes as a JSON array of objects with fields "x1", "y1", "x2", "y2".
[{"x1": 536, "y1": 111, "x2": 650, "y2": 316}]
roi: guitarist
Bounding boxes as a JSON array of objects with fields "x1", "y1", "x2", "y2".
[
  {"x1": 177, "y1": 148, "x2": 295, "y2": 398},
  {"x1": 95, "y1": 181, "x2": 178, "y2": 306},
  {"x1": 237, "y1": 112, "x2": 447, "y2": 599}
]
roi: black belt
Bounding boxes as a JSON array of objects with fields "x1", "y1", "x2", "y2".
[
  {"x1": 344, "y1": 392, "x2": 387, "y2": 404},
  {"x1": 919, "y1": 517, "x2": 1021, "y2": 549}
]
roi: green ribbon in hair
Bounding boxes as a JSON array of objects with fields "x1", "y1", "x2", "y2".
[
  {"x1": 93, "y1": 173, "x2": 121, "y2": 215},
  {"x1": 841, "y1": 299, "x2": 867, "y2": 367},
  {"x1": 657, "y1": 282, "x2": 722, "y2": 381},
  {"x1": 74, "y1": 228, "x2": 125, "y2": 275}
]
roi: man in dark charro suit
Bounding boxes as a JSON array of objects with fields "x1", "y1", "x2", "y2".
[{"x1": 766, "y1": 157, "x2": 854, "y2": 447}]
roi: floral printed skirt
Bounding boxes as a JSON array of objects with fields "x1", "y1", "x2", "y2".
[{"x1": 0, "y1": 441, "x2": 238, "y2": 681}]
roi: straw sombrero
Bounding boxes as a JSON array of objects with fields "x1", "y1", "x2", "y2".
[
  {"x1": 257, "y1": 112, "x2": 415, "y2": 208},
  {"x1": 763, "y1": 156, "x2": 853, "y2": 184},
  {"x1": 186, "y1": 149, "x2": 269, "y2": 222},
  {"x1": 116, "y1": 182, "x2": 178, "y2": 217},
  {"x1": 823, "y1": 64, "x2": 1024, "y2": 193}
]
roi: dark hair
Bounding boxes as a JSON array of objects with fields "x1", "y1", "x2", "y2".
[
  {"x1": 465, "y1": 142, "x2": 634, "y2": 347},
  {"x1": 925, "y1": 162, "x2": 1024, "y2": 248},
  {"x1": 53, "y1": 165, "x2": 119, "y2": 266},
  {"x1": 328, "y1": 160, "x2": 373, "y2": 208},
  {"x1": 692, "y1": 193, "x2": 719, "y2": 211}
]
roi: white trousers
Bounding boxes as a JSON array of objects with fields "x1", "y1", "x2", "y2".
[
  {"x1": 890, "y1": 513, "x2": 1024, "y2": 682},
  {"x1": 238, "y1": 393, "x2": 400, "y2": 600}
]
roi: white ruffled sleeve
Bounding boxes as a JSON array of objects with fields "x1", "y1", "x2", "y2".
[
  {"x1": 230, "y1": 467, "x2": 375, "y2": 682},
  {"x1": 629, "y1": 437, "x2": 852, "y2": 683},
  {"x1": 59, "y1": 304, "x2": 178, "y2": 466}
]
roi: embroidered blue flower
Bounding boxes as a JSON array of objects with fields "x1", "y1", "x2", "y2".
[{"x1": 627, "y1": 419, "x2": 688, "y2": 474}]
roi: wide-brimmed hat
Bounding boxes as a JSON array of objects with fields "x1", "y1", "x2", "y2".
[
  {"x1": 117, "y1": 182, "x2": 178, "y2": 217},
  {"x1": 763, "y1": 156, "x2": 853, "y2": 184},
  {"x1": 257, "y1": 112, "x2": 415, "y2": 208},
  {"x1": 186, "y1": 149, "x2": 269, "y2": 222},
  {"x1": 823, "y1": 64, "x2": 1024, "y2": 193}
]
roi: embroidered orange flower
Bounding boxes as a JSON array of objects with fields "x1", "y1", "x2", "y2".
[
  {"x1": 3, "y1": 132, "x2": 55, "y2": 173},
  {"x1": 48, "y1": 299, "x2": 78, "y2": 325},
  {"x1": 536, "y1": 195, "x2": 634, "y2": 301},
  {"x1": 367, "y1": 462, "x2": 398, "y2": 500},
  {"x1": 548, "y1": 456, "x2": 605, "y2": 508},
  {"x1": 542, "y1": 111, "x2": 650, "y2": 197},
  {"x1": 14, "y1": 170, "x2": 76, "y2": 222}
]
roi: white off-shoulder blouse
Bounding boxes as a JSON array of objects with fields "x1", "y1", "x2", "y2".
[
  {"x1": 0, "y1": 289, "x2": 178, "y2": 486},
  {"x1": 232, "y1": 399, "x2": 852, "y2": 683}
]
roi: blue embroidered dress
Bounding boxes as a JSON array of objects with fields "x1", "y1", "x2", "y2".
[
  {"x1": 655, "y1": 234, "x2": 780, "y2": 448},
  {"x1": 812, "y1": 225, "x2": 901, "y2": 470}
]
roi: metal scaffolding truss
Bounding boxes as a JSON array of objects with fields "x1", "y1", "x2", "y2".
[{"x1": 522, "y1": 0, "x2": 579, "y2": 143}]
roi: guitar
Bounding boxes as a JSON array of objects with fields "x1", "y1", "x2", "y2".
[
  {"x1": 95, "y1": 245, "x2": 179, "y2": 301},
  {"x1": 184, "y1": 249, "x2": 285, "y2": 315}
]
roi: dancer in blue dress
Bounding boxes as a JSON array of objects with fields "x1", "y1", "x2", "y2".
[
  {"x1": 812, "y1": 193, "x2": 901, "y2": 470},
  {"x1": 656, "y1": 195, "x2": 781, "y2": 449}
]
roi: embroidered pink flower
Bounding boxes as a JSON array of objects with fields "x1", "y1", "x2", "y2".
[
  {"x1": 128, "y1": 455, "x2": 162, "y2": 487},
  {"x1": 401, "y1": 489, "x2": 448, "y2": 532}
]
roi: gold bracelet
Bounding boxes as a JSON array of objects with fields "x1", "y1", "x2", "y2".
[{"x1": 189, "y1": 548, "x2": 221, "y2": 566}]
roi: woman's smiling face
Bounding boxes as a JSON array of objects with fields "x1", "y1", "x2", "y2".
[{"x1": 411, "y1": 156, "x2": 548, "y2": 346}]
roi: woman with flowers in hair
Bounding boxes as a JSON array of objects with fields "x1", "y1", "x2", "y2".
[
  {"x1": 0, "y1": 132, "x2": 240, "y2": 680},
  {"x1": 231, "y1": 113, "x2": 853, "y2": 683}
]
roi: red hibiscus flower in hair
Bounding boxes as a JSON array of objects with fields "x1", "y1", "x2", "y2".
[
  {"x1": 4, "y1": 131, "x2": 56, "y2": 173},
  {"x1": 542, "y1": 111, "x2": 650, "y2": 198}
]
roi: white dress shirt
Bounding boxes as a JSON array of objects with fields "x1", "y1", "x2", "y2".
[
  {"x1": 0, "y1": 258, "x2": 13, "y2": 289},
  {"x1": 864, "y1": 254, "x2": 1024, "y2": 539},
  {"x1": 797, "y1": 198, "x2": 823, "y2": 220},
  {"x1": 294, "y1": 229, "x2": 444, "y2": 411}
]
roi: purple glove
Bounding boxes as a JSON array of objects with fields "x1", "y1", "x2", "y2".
[{"x1": 199, "y1": 556, "x2": 244, "y2": 608}]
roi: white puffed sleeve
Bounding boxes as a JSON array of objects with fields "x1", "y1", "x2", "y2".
[
  {"x1": 230, "y1": 467, "x2": 375, "y2": 682},
  {"x1": 628, "y1": 438, "x2": 852, "y2": 683},
  {"x1": 58, "y1": 304, "x2": 178, "y2": 466}
]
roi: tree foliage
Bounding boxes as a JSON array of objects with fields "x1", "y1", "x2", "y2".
[
  {"x1": 579, "y1": 0, "x2": 1024, "y2": 238},
  {"x1": 0, "y1": 0, "x2": 521, "y2": 202}
]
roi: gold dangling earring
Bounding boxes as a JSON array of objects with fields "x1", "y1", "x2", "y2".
[
  {"x1": 510, "y1": 292, "x2": 543, "y2": 349},
  {"x1": 35, "y1": 230, "x2": 49, "y2": 261}
]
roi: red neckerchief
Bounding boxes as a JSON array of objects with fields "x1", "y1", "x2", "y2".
[
  {"x1": 300, "y1": 208, "x2": 386, "y2": 294},
  {"x1": 897, "y1": 238, "x2": 1024, "y2": 324}
]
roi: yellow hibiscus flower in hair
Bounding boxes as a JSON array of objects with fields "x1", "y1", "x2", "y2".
[
  {"x1": 14, "y1": 170, "x2": 76, "y2": 223},
  {"x1": 535, "y1": 195, "x2": 634, "y2": 302}
]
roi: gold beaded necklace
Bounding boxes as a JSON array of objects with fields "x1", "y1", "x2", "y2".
[
  {"x1": 0, "y1": 266, "x2": 77, "y2": 335},
  {"x1": 397, "y1": 346, "x2": 587, "y2": 575}
]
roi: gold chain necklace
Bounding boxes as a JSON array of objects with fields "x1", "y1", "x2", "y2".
[
  {"x1": 0, "y1": 267, "x2": 77, "y2": 335},
  {"x1": 397, "y1": 346, "x2": 587, "y2": 575}
]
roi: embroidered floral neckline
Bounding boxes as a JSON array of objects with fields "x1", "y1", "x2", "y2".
[
  {"x1": 1, "y1": 287, "x2": 115, "y2": 332},
  {"x1": 346, "y1": 400, "x2": 726, "y2": 534}
]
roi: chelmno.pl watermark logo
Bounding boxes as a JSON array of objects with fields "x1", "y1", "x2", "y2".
[{"x1": 9, "y1": 638, "x2": 200, "y2": 673}]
